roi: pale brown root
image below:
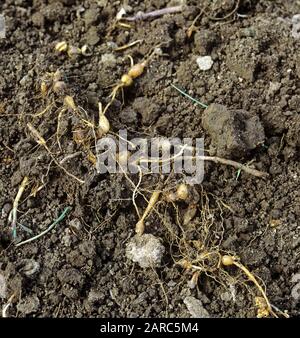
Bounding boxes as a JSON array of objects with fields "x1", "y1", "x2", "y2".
[
  {"x1": 132, "y1": 166, "x2": 143, "y2": 219},
  {"x1": 204, "y1": 0, "x2": 240, "y2": 21},
  {"x1": 232, "y1": 260, "x2": 277, "y2": 318},
  {"x1": 151, "y1": 266, "x2": 169, "y2": 316},
  {"x1": 2, "y1": 294, "x2": 15, "y2": 318},
  {"x1": 59, "y1": 151, "x2": 82, "y2": 165},
  {"x1": 27, "y1": 123, "x2": 85, "y2": 184},
  {"x1": 127, "y1": 55, "x2": 134, "y2": 68},
  {"x1": 56, "y1": 107, "x2": 66, "y2": 152},
  {"x1": 31, "y1": 103, "x2": 54, "y2": 117},
  {"x1": 139, "y1": 149, "x2": 267, "y2": 177},
  {"x1": 9, "y1": 176, "x2": 29, "y2": 237},
  {"x1": 187, "y1": 9, "x2": 204, "y2": 37},
  {"x1": 222, "y1": 255, "x2": 278, "y2": 318},
  {"x1": 9, "y1": 176, "x2": 28, "y2": 239},
  {"x1": 135, "y1": 190, "x2": 160, "y2": 235},
  {"x1": 124, "y1": 6, "x2": 183, "y2": 21},
  {"x1": 102, "y1": 84, "x2": 123, "y2": 116},
  {"x1": 200, "y1": 155, "x2": 268, "y2": 178},
  {"x1": 115, "y1": 40, "x2": 143, "y2": 51},
  {"x1": 116, "y1": 157, "x2": 143, "y2": 218},
  {"x1": 116, "y1": 22, "x2": 132, "y2": 29}
]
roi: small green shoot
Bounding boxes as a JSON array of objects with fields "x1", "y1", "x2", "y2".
[
  {"x1": 171, "y1": 83, "x2": 208, "y2": 109},
  {"x1": 236, "y1": 168, "x2": 242, "y2": 180},
  {"x1": 15, "y1": 206, "x2": 71, "y2": 247}
]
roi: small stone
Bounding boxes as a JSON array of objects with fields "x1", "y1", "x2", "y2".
[
  {"x1": 69, "y1": 218, "x2": 82, "y2": 233},
  {"x1": 85, "y1": 26, "x2": 100, "y2": 46},
  {"x1": 17, "y1": 259, "x2": 40, "y2": 277},
  {"x1": 31, "y1": 12, "x2": 45, "y2": 27},
  {"x1": 0, "y1": 14, "x2": 6, "y2": 38},
  {"x1": 194, "y1": 30, "x2": 218, "y2": 55},
  {"x1": 61, "y1": 228, "x2": 72, "y2": 247},
  {"x1": 266, "y1": 81, "x2": 281, "y2": 100},
  {"x1": 291, "y1": 273, "x2": 300, "y2": 302},
  {"x1": 167, "y1": 280, "x2": 177, "y2": 288},
  {"x1": 292, "y1": 14, "x2": 300, "y2": 39},
  {"x1": 116, "y1": 8, "x2": 126, "y2": 20},
  {"x1": 19, "y1": 75, "x2": 29, "y2": 86},
  {"x1": 1, "y1": 202, "x2": 12, "y2": 218},
  {"x1": 126, "y1": 234, "x2": 165, "y2": 268},
  {"x1": 220, "y1": 291, "x2": 232, "y2": 302},
  {"x1": 240, "y1": 27, "x2": 256, "y2": 38},
  {"x1": 97, "y1": 0, "x2": 108, "y2": 6},
  {"x1": 100, "y1": 53, "x2": 117, "y2": 68},
  {"x1": 183, "y1": 296, "x2": 210, "y2": 318},
  {"x1": 0, "y1": 273, "x2": 7, "y2": 299},
  {"x1": 83, "y1": 8, "x2": 99, "y2": 26},
  {"x1": 196, "y1": 56, "x2": 214, "y2": 71},
  {"x1": 87, "y1": 289, "x2": 105, "y2": 304},
  {"x1": 17, "y1": 295, "x2": 40, "y2": 315}
]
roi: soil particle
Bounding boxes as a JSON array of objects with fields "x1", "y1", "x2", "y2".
[
  {"x1": 17, "y1": 295, "x2": 40, "y2": 315},
  {"x1": 100, "y1": 53, "x2": 117, "y2": 68},
  {"x1": 202, "y1": 103, "x2": 265, "y2": 159},
  {"x1": 4, "y1": 264, "x2": 23, "y2": 299},
  {"x1": 85, "y1": 288, "x2": 105, "y2": 312},
  {"x1": 84, "y1": 26, "x2": 100, "y2": 46},
  {"x1": 83, "y1": 6, "x2": 100, "y2": 27},
  {"x1": 132, "y1": 97, "x2": 161, "y2": 126},
  {"x1": 68, "y1": 218, "x2": 82, "y2": 233},
  {"x1": 291, "y1": 14, "x2": 300, "y2": 39},
  {"x1": 16, "y1": 259, "x2": 40, "y2": 278},
  {"x1": 286, "y1": 115, "x2": 300, "y2": 148},
  {"x1": 183, "y1": 296, "x2": 210, "y2": 318},
  {"x1": 266, "y1": 81, "x2": 281, "y2": 100},
  {"x1": 226, "y1": 37, "x2": 259, "y2": 81},
  {"x1": 0, "y1": 273, "x2": 7, "y2": 299},
  {"x1": 1, "y1": 202, "x2": 12, "y2": 219},
  {"x1": 61, "y1": 285, "x2": 80, "y2": 299},
  {"x1": 79, "y1": 240, "x2": 96, "y2": 258},
  {"x1": 240, "y1": 247, "x2": 267, "y2": 266},
  {"x1": 296, "y1": 55, "x2": 300, "y2": 78},
  {"x1": 61, "y1": 228, "x2": 74, "y2": 247},
  {"x1": 291, "y1": 274, "x2": 300, "y2": 302},
  {"x1": 194, "y1": 30, "x2": 219, "y2": 55},
  {"x1": 57, "y1": 267, "x2": 85, "y2": 287},
  {"x1": 66, "y1": 250, "x2": 87, "y2": 269},
  {"x1": 156, "y1": 114, "x2": 172, "y2": 134},
  {"x1": 120, "y1": 106, "x2": 138, "y2": 126}
]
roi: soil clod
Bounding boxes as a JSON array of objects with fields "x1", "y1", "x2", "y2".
[{"x1": 202, "y1": 103, "x2": 265, "y2": 159}]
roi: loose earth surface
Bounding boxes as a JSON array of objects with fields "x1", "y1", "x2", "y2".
[{"x1": 0, "y1": 0, "x2": 299, "y2": 318}]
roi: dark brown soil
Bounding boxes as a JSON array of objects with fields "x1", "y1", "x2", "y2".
[{"x1": 0, "y1": 0, "x2": 299, "y2": 318}]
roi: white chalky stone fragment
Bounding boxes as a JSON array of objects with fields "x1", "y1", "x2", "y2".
[
  {"x1": 0, "y1": 273, "x2": 7, "y2": 299},
  {"x1": 196, "y1": 56, "x2": 214, "y2": 71},
  {"x1": 292, "y1": 14, "x2": 300, "y2": 39},
  {"x1": 0, "y1": 15, "x2": 5, "y2": 38},
  {"x1": 126, "y1": 234, "x2": 165, "y2": 268},
  {"x1": 184, "y1": 296, "x2": 210, "y2": 318}
]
